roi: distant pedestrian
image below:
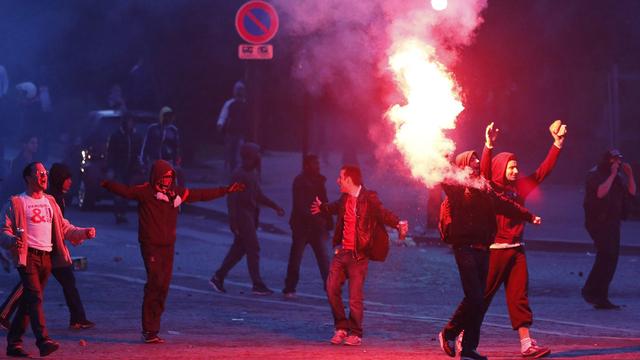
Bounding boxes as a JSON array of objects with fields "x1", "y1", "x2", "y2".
[
  {"x1": 102, "y1": 159, "x2": 243, "y2": 343},
  {"x1": 479, "y1": 120, "x2": 566, "y2": 358},
  {"x1": 210, "y1": 143, "x2": 284, "y2": 296},
  {"x1": 311, "y1": 165, "x2": 408, "y2": 346},
  {"x1": 582, "y1": 149, "x2": 636, "y2": 309},
  {"x1": 0, "y1": 163, "x2": 95, "y2": 332},
  {"x1": 107, "y1": 114, "x2": 141, "y2": 224},
  {"x1": 217, "y1": 81, "x2": 249, "y2": 173},
  {"x1": 140, "y1": 106, "x2": 181, "y2": 168},
  {"x1": 1, "y1": 162, "x2": 96, "y2": 357},
  {"x1": 282, "y1": 154, "x2": 332, "y2": 298}
]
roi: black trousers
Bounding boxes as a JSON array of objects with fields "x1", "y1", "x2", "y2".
[
  {"x1": 140, "y1": 245, "x2": 174, "y2": 334},
  {"x1": 444, "y1": 246, "x2": 489, "y2": 352},
  {"x1": 283, "y1": 227, "x2": 329, "y2": 293},
  {"x1": 0, "y1": 266, "x2": 88, "y2": 325},
  {"x1": 583, "y1": 224, "x2": 621, "y2": 302},
  {"x1": 7, "y1": 251, "x2": 51, "y2": 348},
  {"x1": 215, "y1": 224, "x2": 266, "y2": 288}
]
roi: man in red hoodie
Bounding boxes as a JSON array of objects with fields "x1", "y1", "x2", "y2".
[
  {"x1": 478, "y1": 121, "x2": 566, "y2": 358},
  {"x1": 101, "y1": 159, "x2": 243, "y2": 343}
]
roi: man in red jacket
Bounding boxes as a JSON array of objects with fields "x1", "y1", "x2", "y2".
[
  {"x1": 479, "y1": 121, "x2": 566, "y2": 358},
  {"x1": 102, "y1": 159, "x2": 243, "y2": 343}
]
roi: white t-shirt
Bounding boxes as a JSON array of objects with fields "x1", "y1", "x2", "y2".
[{"x1": 20, "y1": 194, "x2": 53, "y2": 252}]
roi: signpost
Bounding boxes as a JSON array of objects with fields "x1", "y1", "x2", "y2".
[{"x1": 235, "y1": 0, "x2": 279, "y2": 60}]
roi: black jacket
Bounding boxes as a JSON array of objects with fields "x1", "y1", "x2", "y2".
[{"x1": 289, "y1": 172, "x2": 332, "y2": 232}]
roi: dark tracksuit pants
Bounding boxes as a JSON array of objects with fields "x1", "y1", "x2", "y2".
[
  {"x1": 140, "y1": 244, "x2": 174, "y2": 334},
  {"x1": 482, "y1": 246, "x2": 532, "y2": 330},
  {"x1": 1, "y1": 266, "x2": 88, "y2": 325},
  {"x1": 444, "y1": 246, "x2": 489, "y2": 352},
  {"x1": 283, "y1": 227, "x2": 329, "y2": 293},
  {"x1": 326, "y1": 250, "x2": 369, "y2": 338},
  {"x1": 215, "y1": 217, "x2": 266, "y2": 287},
  {"x1": 583, "y1": 224, "x2": 620, "y2": 303},
  {"x1": 8, "y1": 250, "x2": 51, "y2": 348}
]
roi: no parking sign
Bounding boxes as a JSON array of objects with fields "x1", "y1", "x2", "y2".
[{"x1": 236, "y1": 1, "x2": 279, "y2": 59}]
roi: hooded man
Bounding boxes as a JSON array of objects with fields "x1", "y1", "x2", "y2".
[
  {"x1": 101, "y1": 159, "x2": 243, "y2": 343},
  {"x1": 479, "y1": 121, "x2": 566, "y2": 358},
  {"x1": 582, "y1": 149, "x2": 636, "y2": 309},
  {"x1": 139, "y1": 106, "x2": 181, "y2": 168},
  {"x1": 438, "y1": 148, "x2": 540, "y2": 360},
  {"x1": 209, "y1": 143, "x2": 284, "y2": 295}
]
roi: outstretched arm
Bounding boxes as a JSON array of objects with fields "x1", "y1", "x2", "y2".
[
  {"x1": 101, "y1": 180, "x2": 144, "y2": 201},
  {"x1": 184, "y1": 182, "x2": 244, "y2": 203}
]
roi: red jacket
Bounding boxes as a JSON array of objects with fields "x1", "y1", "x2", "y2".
[
  {"x1": 482, "y1": 145, "x2": 561, "y2": 245},
  {"x1": 103, "y1": 160, "x2": 228, "y2": 247}
]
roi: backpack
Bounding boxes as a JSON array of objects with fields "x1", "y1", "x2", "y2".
[{"x1": 369, "y1": 221, "x2": 390, "y2": 262}]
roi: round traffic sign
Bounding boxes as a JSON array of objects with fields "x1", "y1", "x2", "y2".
[{"x1": 235, "y1": 1, "x2": 279, "y2": 45}]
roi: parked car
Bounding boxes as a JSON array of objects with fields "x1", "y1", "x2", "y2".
[{"x1": 76, "y1": 110, "x2": 155, "y2": 210}]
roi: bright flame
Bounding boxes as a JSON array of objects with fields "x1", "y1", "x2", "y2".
[
  {"x1": 387, "y1": 39, "x2": 471, "y2": 188},
  {"x1": 431, "y1": 0, "x2": 448, "y2": 11}
]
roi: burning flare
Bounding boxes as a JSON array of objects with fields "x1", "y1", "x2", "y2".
[{"x1": 387, "y1": 38, "x2": 472, "y2": 188}]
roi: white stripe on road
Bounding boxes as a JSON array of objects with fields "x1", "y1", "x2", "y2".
[{"x1": 85, "y1": 271, "x2": 640, "y2": 341}]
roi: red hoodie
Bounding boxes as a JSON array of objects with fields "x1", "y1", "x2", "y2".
[
  {"x1": 102, "y1": 160, "x2": 228, "y2": 246},
  {"x1": 482, "y1": 144, "x2": 561, "y2": 245}
]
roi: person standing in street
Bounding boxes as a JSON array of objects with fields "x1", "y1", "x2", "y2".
[
  {"x1": 282, "y1": 154, "x2": 332, "y2": 298},
  {"x1": 102, "y1": 159, "x2": 243, "y2": 343},
  {"x1": 217, "y1": 81, "x2": 249, "y2": 173},
  {"x1": 311, "y1": 165, "x2": 408, "y2": 346},
  {"x1": 210, "y1": 143, "x2": 284, "y2": 296},
  {"x1": 1, "y1": 162, "x2": 96, "y2": 357},
  {"x1": 107, "y1": 114, "x2": 141, "y2": 224},
  {"x1": 582, "y1": 149, "x2": 636, "y2": 309}
]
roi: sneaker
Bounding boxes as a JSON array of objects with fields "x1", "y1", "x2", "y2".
[
  {"x1": 456, "y1": 330, "x2": 464, "y2": 355},
  {"x1": 0, "y1": 317, "x2": 11, "y2": 331},
  {"x1": 522, "y1": 339, "x2": 551, "y2": 358},
  {"x1": 438, "y1": 330, "x2": 456, "y2": 357},
  {"x1": 283, "y1": 291, "x2": 296, "y2": 299},
  {"x1": 252, "y1": 285, "x2": 274, "y2": 296},
  {"x1": 343, "y1": 335, "x2": 362, "y2": 346},
  {"x1": 142, "y1": 331, "x2": 165, "y2": 344},
  {"x1": 6, "y1": 346, "x2": 29, "y2": 357},
  {"x1": 581, "y1": 288, "x2": 598, "y2": 305},
  {"x1": 209, "y1": 275, "x2": 226, "y2": 293},
  {"x1": 330, "y1": 329, "x2": 348, "y2": 345},
  {"x1": 460, "y1": 349, "x2": 488, "y2": 360},
  {"x1": 70, "y1": 319, "x2": 96, "y2": 330},
  {"x1": 593, "y1": 299, "x2": 621, "y2": 310},
  {"x1": 38, "y1": 339, "x2": 60, "y2": 357}
]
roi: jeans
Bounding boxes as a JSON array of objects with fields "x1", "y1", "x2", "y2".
[
  {"x1": 8, "y1": 251, "x2": 52, "y2": 348},
  {"x1": 583, "y1": 224, "x2": 620, "y2": 303},
  {"x1": 444, "y1": 246, "x2": 489, "y2": 352},
  {"x1": 283, "y1": 228, "x2": 329, "y2": 293},
  {"x1": 326, "y1": 249, "x2": 369, "y2": 337}
]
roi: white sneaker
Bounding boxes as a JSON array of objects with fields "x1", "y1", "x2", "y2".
[
  {"x1": 330, "y1": 329, "x2": 347, "y2": 345},
  {"x1": 456, "y1": 330, "x2": 464, "y2": 354}
]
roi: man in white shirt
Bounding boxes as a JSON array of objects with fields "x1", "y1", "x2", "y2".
[{"x1": 1, "y1": 162, "x2": 96, "y2": 357}]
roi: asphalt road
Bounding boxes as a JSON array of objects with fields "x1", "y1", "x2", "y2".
[{"x1": 0, "y1": 206, "x2": 638, "y2": 359}]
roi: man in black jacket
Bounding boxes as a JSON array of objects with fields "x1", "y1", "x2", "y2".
[
  {"x1": 282, "y1": 155, "x2": 332, "y2": 298},
  {"x1": 311, "y1": 165, "x2": 408, "y2": 346}
]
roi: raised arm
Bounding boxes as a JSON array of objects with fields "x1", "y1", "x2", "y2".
[{"x1": 482, "y1": 122, "x2": 498, "y2": 179}]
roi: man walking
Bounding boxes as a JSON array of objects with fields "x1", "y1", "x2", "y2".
[
  {"x1": 282, "y1": 154, "x2": 332, "y2": 298},
  {"x1": 311, "y1": 165, "x2": 408, "y2": 346},
  {"x1": 1, "y1": 162, "x2": 96, "y2": 357},
  {"x1": 582, "y1": 149, "x2": 636, "y2": 309}
]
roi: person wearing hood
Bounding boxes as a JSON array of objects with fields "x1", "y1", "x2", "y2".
[
  {"x1": 1, "y1": 162, "x2": 96, "y2": 357},
  {"x1": 139, "y1": 106, "x2": 181, "y2": 169},
  {"x1": 438, "y1": 140, "x2": 541, "y2": 360},
  {"x1": 282, "y1": 154, "x2": 333, "y2": 298},
  {"x1": 582, "y1": 149, "x2": 636, "y2": 309},
  {"x1": 209, "y1": 143, "x2": 284, "y2": 296},
  {"x1": 479, "y1": 121, "x2": 566, "y2": 359},
  {"x1": 0, "y1": 163, "x2": 95, "y2": 333},
  {"x1": 101, "y1": 159, "x2": 243, "y2": 344}
]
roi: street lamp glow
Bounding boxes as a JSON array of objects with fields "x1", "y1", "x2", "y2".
[{"x1": 431, "y1": 0, "x2": 448, "y2": 11}]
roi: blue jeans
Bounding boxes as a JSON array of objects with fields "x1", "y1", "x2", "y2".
[{"x1": 326, "y1": 249, "x2": 369, "y2": 337}]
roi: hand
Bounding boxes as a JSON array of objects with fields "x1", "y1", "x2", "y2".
[
  {"x1": 398, "y1": 220, "x2": 409, "y2": 240},
  {"x1": 227, "y1": 182, "x2": 245, "y2": 193},
  {"x1": 610, "y1": 161, "x2": 620, "y2": 176},
  {"x1": 621, "y1": 163, "x2": 633, "y2": 177},
  {"x1": 549, "y1": 120, "x2": 567, "y2": 147},
  {"x1": 86, "y1": 228, "x2": 96, "y2": 239},
  {"x1": 532, "y1": 216, "x2": 542, "y2": 225},
  {"x1": 310, "y1": 196, "x2": 322, "y2": 215},
  {"x1": 275, "y1": 207, "x2": 285, "y2": 217},
  {"x1": 485, "y1": 122, "x2": 499, "y2": 148}
]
